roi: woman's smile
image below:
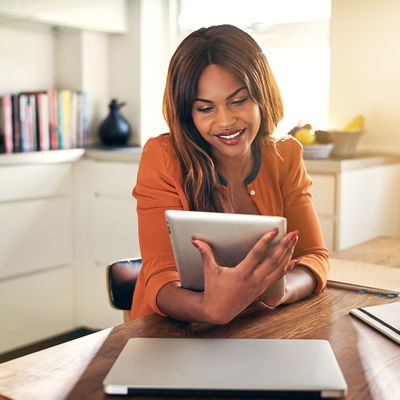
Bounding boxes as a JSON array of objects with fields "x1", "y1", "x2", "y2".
[{"x1": 215, "y1": 128, "x2": 246, "y2": 145}]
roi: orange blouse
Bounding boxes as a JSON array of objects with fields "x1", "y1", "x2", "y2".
[{"x1": 130, "y1": 133, "x2": 329, "y2": 319}]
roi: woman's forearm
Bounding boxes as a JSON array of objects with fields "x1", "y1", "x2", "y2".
[
  {"x1": 157, "y1": 282, "x2": 212, "y2": 323},
  {"x1": 284, "y1": 265, "x2": 317, "y2": 304}
]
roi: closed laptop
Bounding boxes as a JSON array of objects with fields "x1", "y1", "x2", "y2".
[{"x1": 103, "y1": 338, "x2": 347, "y2": 398}]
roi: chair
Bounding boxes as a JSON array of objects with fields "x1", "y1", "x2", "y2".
[{"x1": 106, "y1": 257, "x2": 142, "y2": 321}]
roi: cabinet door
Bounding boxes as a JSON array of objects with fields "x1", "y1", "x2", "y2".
[
  {"x1": 338, "y1": 165, "x2": 400, "y2": 249},
  {"x1": 74, "y1": 160, "x2": 139, "y2": 329},
  {"x1": 0, "y1": 266, "x2": 74, "y2": 353},
  {"x1": 90, "y1": 161, "x2": 140, "y2": 264},
  {"x1": 309, "y1": 174, "x2": 335, "y2": 216},
  {"x1": 309, "y1": 173, "x2": 336, "y2": 251}
]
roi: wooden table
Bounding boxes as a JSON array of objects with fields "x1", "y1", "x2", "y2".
[{"x1": 1, "y1": 237, "x2": 399, "y2": 400}]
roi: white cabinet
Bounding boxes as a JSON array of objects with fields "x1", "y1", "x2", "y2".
[
  {"x1": 73, "y1": 159, "x2": 139, "y2": 330},
  {"x1": 0, "y1": 163, "x2": 75, "y2": 353},
  {"x1": 308, "y1": 159, "x2": 400, "y2": 252},
  {"x1": 0, "y1": 157, "x2": 140, "y2": 353},
  {"x1": 308, "y1": 174, "x2": 336, "y2": 251}
]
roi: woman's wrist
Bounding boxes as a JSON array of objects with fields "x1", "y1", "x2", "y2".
[{"x1": 282, "y1": 265, "x2": 317, "y2": 304}]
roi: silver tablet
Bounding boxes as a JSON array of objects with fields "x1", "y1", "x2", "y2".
[{"x1": 165, "y1": 210, "x2": 287, "y2": 295}]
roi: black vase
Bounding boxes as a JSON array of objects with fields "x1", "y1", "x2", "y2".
[{"x1": 99, "y1": 99, "x2": 132, "y2": 146}]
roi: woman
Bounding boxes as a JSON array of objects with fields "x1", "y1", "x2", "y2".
[{"x1": 131, "y1": 24, "x2": 328, "y2": 324}]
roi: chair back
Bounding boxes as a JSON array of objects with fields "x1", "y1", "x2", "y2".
[{"x1": 106, "y1": 258, "x2": 142, "y2": 311}]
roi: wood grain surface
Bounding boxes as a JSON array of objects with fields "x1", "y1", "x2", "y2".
[{"x1": 1, "y1": 237, "x2": 399, "y2": 400}]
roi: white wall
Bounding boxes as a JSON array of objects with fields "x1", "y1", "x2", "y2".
[
  {"x1": 109, "y1": 0, "x2": 141, "y2": 145},
  {"x1": 0, "y1": 21, "x2": 54, "y2": 93},
  {"x1": 110, "y1": 0, "x2": 178, "y2": 146},
  {"x1": 330, "y1": 0, "x2": 400, "y2": 154}
]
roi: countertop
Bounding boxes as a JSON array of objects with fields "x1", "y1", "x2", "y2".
[{"x1": 1, "y1": 146, "x2": 399, "y2": 174}]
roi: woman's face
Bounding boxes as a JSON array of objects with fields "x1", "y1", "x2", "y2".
[{"x1": 191, "y1": 64, "x2": 261, "y2": 163}]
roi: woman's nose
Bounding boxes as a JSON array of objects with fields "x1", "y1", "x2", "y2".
[{"x1": 215, "y1": 107, "x2": 236, "y2": 129}]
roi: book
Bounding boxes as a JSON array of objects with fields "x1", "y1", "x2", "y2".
[
  {"x1": 328, "y1": 258, "x2": 400, "y2": 296},
  {"x1": 1, "y1": 89, "x2": 88, "y2": 154},
  {"x1": 37, "y1": 93, "x2": 50, "y2": 151},
  {"x1": 11, "y1": 94, "x2": 21, "y2": 152},
  {"x1": 0, "y1": 95, "x2": 13, "y2": 153},
  {"x1": 350, "y1": 301, "x2": 400, "y2": 344}
]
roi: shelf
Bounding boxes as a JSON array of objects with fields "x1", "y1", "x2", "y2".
[{"x1": 0, "y1": 149, "x2": 85, "y2": 166}]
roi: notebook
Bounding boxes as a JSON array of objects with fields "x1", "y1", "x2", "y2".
[
  {"x1": 165, "y1": 210, "x2": 287, "y2": 296},
  {"x1": 103, "y1": 338, "x2": 347, "y2": 397},
  {"x1": 328, "y1": 258, "x2": 400, "y2": 296},
  {"x1": 350, "y1": 301, "x2": 400, "y2": 344}
]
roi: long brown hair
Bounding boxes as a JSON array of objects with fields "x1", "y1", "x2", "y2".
[{"x1": 163, "y1": 24, "x2": 283, "y2": 212}]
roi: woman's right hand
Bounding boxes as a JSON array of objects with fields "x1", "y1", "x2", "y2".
[{"x1": 192, "y1": 229, "x2": 298, "y2": 324}]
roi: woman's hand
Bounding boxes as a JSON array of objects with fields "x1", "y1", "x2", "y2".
[{"x1": 192, "y1": 229, "x2": 299, "y2": 324}]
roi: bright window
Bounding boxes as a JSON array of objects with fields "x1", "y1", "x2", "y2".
[{"x1": 178, "y1": 0, "x2": 331, "y2": 134}]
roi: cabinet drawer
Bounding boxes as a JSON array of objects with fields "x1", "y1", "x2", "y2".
[
  {"x1": 0, "y1": 266, "x2": 74, "y2": 353},
  {"x1": 0, "y1": 198, "x2": 73, "y2": 280},
  {"x1": 0, "y1": 164, "x2": 71, "y2": 202},
  {"x1": 90, "y1": 161, "x2": 138, "y2": 198},
  {"x1": 309, "y1": 174, "x2": 335, "y2": 216}
]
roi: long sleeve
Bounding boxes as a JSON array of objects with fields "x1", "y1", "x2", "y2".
[{"x1": 131, "y1": 135, "x2": 189, "y2": 318}]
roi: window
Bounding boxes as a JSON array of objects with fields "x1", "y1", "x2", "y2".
[{"x1": 178, "y1": 0, "x2": 331, "y2": 135}]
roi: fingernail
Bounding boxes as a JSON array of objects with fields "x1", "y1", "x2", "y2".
[
  {"x1": 270, "y1": 228, "x2": 279, "y2": 240},
  {"x1": 289, "y1": 231, "x2": 299, "y2": 244},
  {"x1": 191, "y1": 239, "x2": 200, "y2": 249}
]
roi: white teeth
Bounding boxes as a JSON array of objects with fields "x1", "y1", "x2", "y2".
[{"x1": 219, "y1": 131, "x2": 241, "y2": 139}]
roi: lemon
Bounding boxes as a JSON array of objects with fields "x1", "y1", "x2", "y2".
[{"x1": 294, "y1": 128, "x2": 316, "y2": 145}]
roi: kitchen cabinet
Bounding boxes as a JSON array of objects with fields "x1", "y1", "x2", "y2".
[
  {"x1": 73, "y1": 158, "x2": 140, "y2": 330},
  {"x1": 306, "y1": 155, "x2": 400, "y2": 252},
  {"x1": 0, "y1": 161, "x2": 76, "y2": 353}
]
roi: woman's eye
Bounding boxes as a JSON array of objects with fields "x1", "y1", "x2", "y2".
[
  {"x1": 197, "y1": 107, "x2": 213, "y2": 113},
  {"x1": 231, "y1": 97, "x2": 248, "y2": 106}
]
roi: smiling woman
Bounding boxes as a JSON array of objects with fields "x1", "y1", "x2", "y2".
[{"x1": 131, "y1": 24, "x2": 328, "y2": 325}]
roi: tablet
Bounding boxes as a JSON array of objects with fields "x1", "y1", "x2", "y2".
[{"x1": 165, "y1": 210, "x2": 287, "y2": 295}]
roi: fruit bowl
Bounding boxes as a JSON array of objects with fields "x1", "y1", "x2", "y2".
[
  {"x1": 302, "y1": 143, "x2": 333, "y2": 159},
  {"x1": 323, "y1": 130, "x2": 364, "y2": 157}
]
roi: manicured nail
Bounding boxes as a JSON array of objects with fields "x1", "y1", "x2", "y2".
[
  {"x1": 270, "y1": 228, "x2": 279, "y2": 240},
  {"x1": 191, "y1": 239, "x2": 200, "y2": 249},
  {"x1": 289, "y1": 231, "x2": 299, "y2": 244}
]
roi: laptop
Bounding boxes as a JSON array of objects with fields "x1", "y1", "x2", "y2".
[
  {"x1": 103, "y1": 338, "x2": 347, "y2": 397},
  {"x1": 165, "y1": 210, "x2": 287, "y2": 297}
]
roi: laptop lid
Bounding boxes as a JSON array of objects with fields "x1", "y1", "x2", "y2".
[{"x1": 103, "y1": 338, "x2": 347, "y2": 398}]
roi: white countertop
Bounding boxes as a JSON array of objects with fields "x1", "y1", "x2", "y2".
[{"x1": 1, "y1": 147, "x2": 399, "y2": 174}]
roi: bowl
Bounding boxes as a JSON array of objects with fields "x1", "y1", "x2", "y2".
[
  {"x1": 315, "y1": 130, "x2": 364, "y2": 157},
  {"x1": 302, "y1": 143, "x2": 334, "y2": 159}
]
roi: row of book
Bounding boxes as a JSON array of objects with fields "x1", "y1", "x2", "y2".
[{"x1": 0, "y1": 89, "x2": 89, "y2": 154}]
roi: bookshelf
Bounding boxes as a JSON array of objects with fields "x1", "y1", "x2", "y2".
[{"x1": 0, "y1": 0, "x2": 132, "y2": 354}]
